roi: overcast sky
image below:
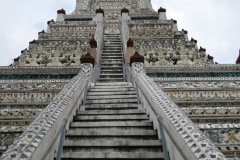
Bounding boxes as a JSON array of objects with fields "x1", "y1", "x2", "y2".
[{"x1": 0, "y1": 0, "x2": 239, "y2": 66}]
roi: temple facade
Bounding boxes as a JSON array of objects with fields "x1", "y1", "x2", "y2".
[{"x1": 0, "y1": 0, "x2": 239, "y2": 159}]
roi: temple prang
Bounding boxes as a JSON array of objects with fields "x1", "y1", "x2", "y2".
[{"x1": 0, "y1": 0, "x2": 239, "y2": 159}]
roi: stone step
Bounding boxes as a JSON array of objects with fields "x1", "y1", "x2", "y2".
[
  {"x1": 97, "y1": 78, "x2": 125, "y2": 82},
  {"x1": 77, "y1": 109, "x2": 143, "y2": 115},
  {"x1": 60, "y1": 151, "x2": 164, "y2": 159},
  {"x1": 102, "y1": 51, "x2": 122, "y2": 53},
  {"x1": 95, "y1": 82, "x2": 130, "y2": 86},
  {"x1": 86, "y1": 99, "x2": 137, "y2": 104},
  {"x1": 104, "y1": 40, "x2": 121, "y2": 43},
  {"x1": 101, "y1": 60, "x2": 123, "y2": 63},
  {"x1": 103, "y1": 42, "x2": 121, "y2": 44},
  {"x1": 62, "y1": 146, "x2": 161, "y2": 153},
  {"x1": 103, "y1": 35, "x2": 120, "y2": 37},
  {"x1": 85, "y1": 103, "x2": 140, "y2": 110},
  {"x1": 103, "y1": 47, "x2": 121, "y2": 49},
  {"x1": 102, "y1": 51, "x2": 121, "y2": 54},
  {"x1": 65, "y1": 136, "x2": 159, "y2": 142},
  {"x1": 64, "y1": 140, "x2": 160, "y2": 147},
  {"x1": 74, "y1": 115, "x2": 148, "y2": 121},
  {"x1": 101, "y1": 66, "x2": 123, "y2": 70},
  {"x1": 71, "y1": 121, "x2": 152, "y2": 127},
  {"x1": 101, "y1": 63, "x2": 123, "y2": 68},
  {"x1": 91, "y1": 85, "x2": 132, "y2": 89},
  {"x1": 104, "y1": 45, "x2": 122, "y2": 47},
  {"x1": 101, "y1": 57, "x2": 122, "y2": 60},
  {"x1": 67, "y1": 129, "x2": 158, "y2": 136},
  {"x1": 87, "y1": 91, "x2": 136, "y2": 96},
  {"x1": 88, "y1": 88, "x2": 135, "y2": 92},
  {"x1": 71, "y1": 120, "x2": 153, "y2": 128},
  {"x1": 101, "y1": 56, "x2": 123, "y2": 59},
  {"x1": 87, "y1": 95, "x2": 137, "y2": 100},
  {"x1": 101, "y1": 71, "x2": 123, "y2": 74},
  {"x1": 99, "y1": 74, "x2": 124, "y2": 79}
]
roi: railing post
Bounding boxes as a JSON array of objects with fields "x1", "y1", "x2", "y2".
[
  {"x1": 157, "y1": 116, "x2": 170, "y2": 160},
  {"x1": 135, "y1": 81, "x2": 141, "y2": 104},
  {"x1": 83, "y1": 81, "x2": 89, "y2": 106},
  {"x1": 56, "y1": 118, "x2": 68, "y2": 160}
]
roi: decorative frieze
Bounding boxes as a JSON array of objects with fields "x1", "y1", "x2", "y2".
[
  {"x1": 0, "y1": 109, "x2": 43, "y2": 119},
  {"x1": 157, "y1": 81, "x2": 240, "y2": 90},
  {"x1": 166, "y1": 90, "x2": 240, "y2": 101}
]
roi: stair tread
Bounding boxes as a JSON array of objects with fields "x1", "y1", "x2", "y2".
[
  {"x1": 60, "y1": 151, "x2": 164, "y2": 159},
  {"x1": 78, "y1": 110, "x2": 144, "y2": 114},
  {"x1": 64, "y1": 140, "x2": 161, "y2": 147},
  {"x1": 74, "y1": 115, "x2": 148, "y2": 120},
  {"x1": 67, "y1": 129, "x2": 158, "y2": 136},
  {"x1": 71, "y1": 121, "x2": 152, "y2": 127},
  {"x1": 87, "y1": 91, "x2": 136, "y2": 96},
  {"x1": 86, "y1": 99, "x2": 137, "y2": 104},
  {"x1": 58, "y1": 34, "x2": 162, "y2": 159},
  {"x1": 87, "y1": 95, "x2": 137, "y2": 100}
]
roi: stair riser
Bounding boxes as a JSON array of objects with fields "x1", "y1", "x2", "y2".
[
  {"x1": 74, "y1": 115, "x2": 148, "y2": 121},
  {"x1": 64, "y1": 140, "x2": 161, "y2": 147},
  {"x1": 101, "y1": 71, "x2": 123, "y2": 74},
  {"x1": 71, "y1": 121, "x2": 153, "y2": 127},
  {"x1": 88, "y1": 89, "x2": 135, "y2": 92},
  {"x1": 61, "y1": 147, "x2": 161, "y2": 153},
  {"x1": 101, "y1": 66, "x2": 123, "y2": 71},
  {"x1": 101, "y1": 63, "x2": 123, "y2": 66},
  {"x1": 101, "y1": 55, "x2": 122, "y2": 60},
  {"x1": 101, "y1": 60, "x2": 123, "y2": 63},
  {"x1": 87, "y1": 91, "x2": 136, "y2": 96},
  {"x1": 57, "y1": 33, "x2": 163, "y2": 159},
  {"x1": 86, "y1": 99, "x2": 138, "y2": 104},
  {"x1": 99, "y1": 76, "x2": 124, "y2": 79},
  {"x1": 87, "y1": 95, "x2": 137, "y2": 100}
]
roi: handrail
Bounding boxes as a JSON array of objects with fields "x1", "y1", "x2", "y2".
[
  {"x1": 127, "y1": 63, "x2": 226, "y2": 160},
  {"x1": 1, "y1": 63, "x2": 95, "y2": 160}
]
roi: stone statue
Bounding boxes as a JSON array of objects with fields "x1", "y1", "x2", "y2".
[
  {"x1": 48, "y1": 52, "x2": 62, "y2": 66},
  {"x1": 139, "y1": 46, "x2": 149, "y2": 66},
  {"x1": 155, "y1": 47, "x2": 169, "y2": 65},
  {"x1": 177, "y1": 46, "x2": 193, "y2": 65},
  {"x1": 25, "y1": 52, "x2": 39, "y2": 66}
]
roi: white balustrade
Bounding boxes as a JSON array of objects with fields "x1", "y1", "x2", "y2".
[
  {"x1": 130, "y1": 62, "x2": 227, "y2": 160},
  {"x1": 1, "y1": 63, "x2": 97, "y2": 160}
]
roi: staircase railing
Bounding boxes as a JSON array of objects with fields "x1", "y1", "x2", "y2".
[
  {"x1": 1, "y1": 63, "x2": 98, "y2": 160},
  {"x1": 127, "y1": 62, "x2": 227, "y2": 160}
]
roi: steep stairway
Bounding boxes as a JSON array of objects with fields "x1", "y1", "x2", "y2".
[
  {"x1": 57, "y1": 33, "x2": 164, "y2": 159},
  {"x1": 98, "y1": 34, "x2": 124, "y2": 82},
  {"x1": 59, "y1": 82, "x2": 164, "y2": 159}
]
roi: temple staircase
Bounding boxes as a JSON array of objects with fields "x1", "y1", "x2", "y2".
[
  {"x1": 98, "y1": 33, "x2": 124, "y2": 82},
  {"x1": 56, "y1": 33, "x2": 164, "y2": 159}
]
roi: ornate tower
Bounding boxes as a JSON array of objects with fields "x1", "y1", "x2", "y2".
[{"x1": 0, "y1": 0, "x2": 239, "y2": 159}]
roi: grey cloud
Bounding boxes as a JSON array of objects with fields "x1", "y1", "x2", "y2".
[{"x1": 0, "y1": 0, "x2": 239, "y2": 65}]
